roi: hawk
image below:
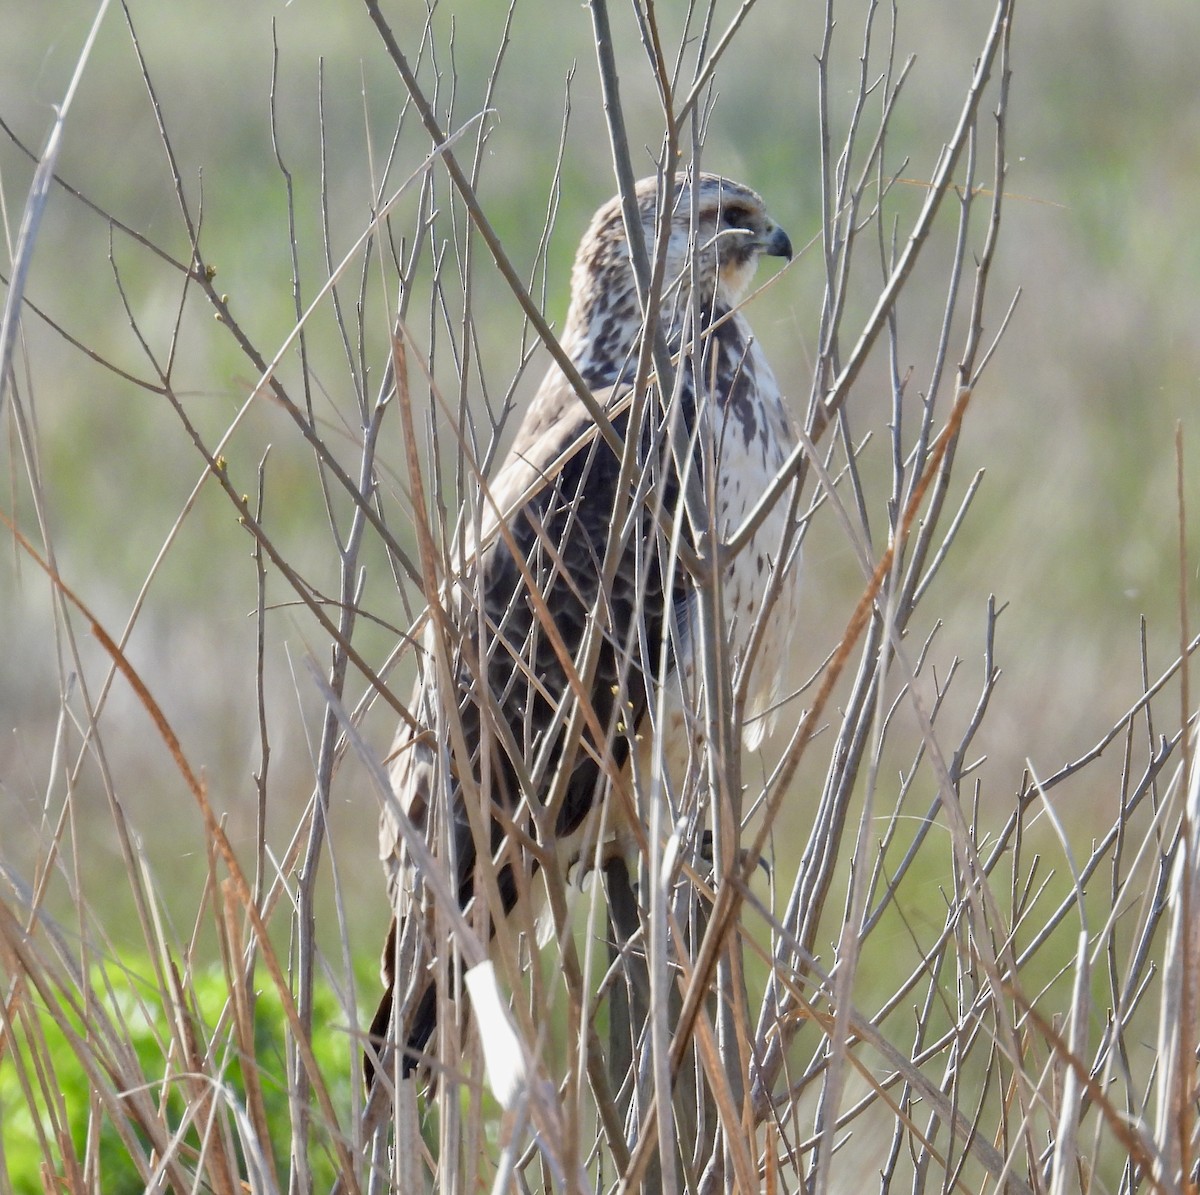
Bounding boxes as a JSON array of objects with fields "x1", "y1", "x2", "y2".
[{"x1": 369, "y1": 172, "x2": 799, "y2": 1084}]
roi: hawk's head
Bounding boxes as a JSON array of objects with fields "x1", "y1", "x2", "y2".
[{"x1": 567, "y1": 173, "x2": 791, "y2": 352}]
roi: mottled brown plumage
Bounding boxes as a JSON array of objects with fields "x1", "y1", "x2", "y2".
[{"x1": 368, "y1": 174, "x2": 799, "y2": 1084}]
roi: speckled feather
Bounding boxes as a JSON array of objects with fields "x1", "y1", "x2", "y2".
[{"x1": 369, "y1": 174, "x2": 800, "y2": 1082}]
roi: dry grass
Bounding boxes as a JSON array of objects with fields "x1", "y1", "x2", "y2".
[{"x1": 2, "y1": 1, "x2": 1198, "y2": 1192}]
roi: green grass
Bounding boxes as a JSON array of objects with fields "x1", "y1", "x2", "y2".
[{"x1": 1, "y1": 961, "x2": 353, "y2": 1194}]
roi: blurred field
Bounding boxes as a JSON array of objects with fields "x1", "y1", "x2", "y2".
[
  {"x1": 4, "y1": 0, "x2": 1195, "y2": 941},
  {"x1": 0, "y1": 6, "x2": 1197, "y2": 1183}
]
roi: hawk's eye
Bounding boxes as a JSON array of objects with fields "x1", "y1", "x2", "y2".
[{"x1": 721, "y1": 205, "x2": 750, "y2": 229}]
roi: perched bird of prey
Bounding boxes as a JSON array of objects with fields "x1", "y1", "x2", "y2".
[{"x1": 368, "y1": 172, "x2": 799, "y2": 1084}]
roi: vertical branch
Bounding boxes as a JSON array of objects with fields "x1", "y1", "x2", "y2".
[
  {"x1": 1178, "y1": 426, "x2": 1192, "y2": 799},
  {"x1": 289, "y1": 393, "x2": 385, "y2": 1195},
  {"x1": 1153, "y1": 433, "x2": 1197, "y2": 1191},
  {"x1": 251, "y1": 453, "x2": 271, "y2": 909},
  {"x1": 586, "y1": 0, "x2": 673, "y2": 1178}
]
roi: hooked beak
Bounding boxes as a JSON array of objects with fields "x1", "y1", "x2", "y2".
[{"x1": 761, "y1": 222, "x2": 793, "y2": 261}]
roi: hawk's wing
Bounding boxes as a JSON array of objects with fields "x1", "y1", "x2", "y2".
[{"x1": 372, "y1": 364, "x2": 693, "y2": 1077}]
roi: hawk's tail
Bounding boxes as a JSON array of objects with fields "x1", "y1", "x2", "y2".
[{"x1": 363, "y1": 917, "x2": 438, "y2": 1090}]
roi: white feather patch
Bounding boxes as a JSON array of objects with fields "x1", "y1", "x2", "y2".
[{"x1": 464, "y1": 960, "x2": 526, "y2": 1111}]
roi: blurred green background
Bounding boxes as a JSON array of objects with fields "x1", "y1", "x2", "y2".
[{"x1": 1, "y1": 0, "x2": 1197, "y2": 990}]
